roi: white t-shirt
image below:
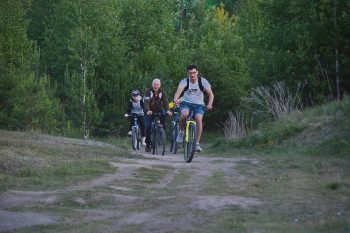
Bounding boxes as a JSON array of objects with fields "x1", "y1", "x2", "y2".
[{"x1": 178, "y1": 77, "x2": 211, "y2": 105}]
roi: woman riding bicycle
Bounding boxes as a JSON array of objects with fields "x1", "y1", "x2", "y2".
[
  {"x1": 173, "y1": 65, "x2": 214, "y2": 152},
  {"x1": 143, "y1": 79, "x2": 172, "y2": 152}
]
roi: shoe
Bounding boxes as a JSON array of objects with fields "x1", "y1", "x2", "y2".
[
  {"x1": 176, "y1": 131, "x2": 184, "y2": 143},
  {"x1": 145, "y1": 145, "x2": 151, "y2": 153},
  {"x1": 127, "y1": 131, "x2": 132, "y2": 136},
  {"x1": 195, "y1": 143, "x2": 202, "y2": 153},
  {"x1": 142, "y1": 137, "x2": 146, "y2": 146}
]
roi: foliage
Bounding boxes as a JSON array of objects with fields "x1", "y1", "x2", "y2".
[
  {"x1": 1, "y1": 0, "x2": 349, "y2": 136},
  {"x1": 0, "y1": 0, "x2": 61, "y2": 132},
  {"x1": 236, "y1": 0, "x2": 350, "y2": 104}
]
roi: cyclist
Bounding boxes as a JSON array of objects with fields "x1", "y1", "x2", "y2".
[
  {"x1": 168, "y1": 100, "x2": 181, "y2": 115},
  {"x1": 143, "y1": 79, "x2": 172, "y2": 152},
  {"x1": 173, "y1": 64, "x2": 214, "y2": 152},
  {"x1": 124, "y1": 89, "x2": 146, "y2": 145}
]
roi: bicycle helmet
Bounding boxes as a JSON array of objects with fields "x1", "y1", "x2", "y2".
[
  {"x1": 169, "y1": 102, "x2": 175, "y2": 109},
  {"x1": 131, "y1": 89, "x2": 140, "y2": 97}
]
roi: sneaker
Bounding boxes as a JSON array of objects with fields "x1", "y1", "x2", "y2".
[
  {"x1": 142, "y1": 137, "x2": 146, "y2": 146},
  {"x1": 127, "y1": 131, "x2": 132, "y2": 136},
  {"x1": 176, "y1": 131, "x2": 184, "y2": 143},
  {"x1": 145, "y1": 145, "x2": 151, "y2": 153},
  {"x1": 195, "y1": 143, "x2": 202, "y2": 153}
]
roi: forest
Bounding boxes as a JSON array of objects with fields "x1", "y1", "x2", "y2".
[{"x1": 1, "y1": 0, "x2": 349, "y2": 138}]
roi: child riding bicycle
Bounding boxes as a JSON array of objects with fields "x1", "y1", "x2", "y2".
[{"x1": 124, "y1": 89, "x2": 146, "y2": 145}]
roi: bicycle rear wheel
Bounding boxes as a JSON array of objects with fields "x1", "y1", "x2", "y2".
[
  {"x1": 155, "y1": 126, "x2": 166, "y2": 156},
  {"x1": 131, "y1": 127, "x2": 139, "y2": 150},
  {"x1": 183, "y1": 121, "x2": 196, "y2": 163}
]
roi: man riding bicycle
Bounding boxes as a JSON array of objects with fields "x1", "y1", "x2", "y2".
[
  {"x1": 143, "y1": 78, "x2": 172, "y2": 152},
  {"x1": 173, "y1": 65, "x2": 214, "y2": 152}
]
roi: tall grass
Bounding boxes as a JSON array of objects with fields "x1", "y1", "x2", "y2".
[
  {"x1": 223, "y1": 111, "x2": 247, "y2": 141},
  {"x1": 217, "y1": 93, "x2": 350, "y2": 156},
  {"x1": 243, "y1": 81, "x2": 302, "y2": 119},
  {"x1": 223, "y1": 81, "x2": 301, "y2": 141}
]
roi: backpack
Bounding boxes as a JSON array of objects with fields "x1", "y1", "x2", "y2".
[{"x1": 182, "y1": 77, "x2": 205, "y2": 95}]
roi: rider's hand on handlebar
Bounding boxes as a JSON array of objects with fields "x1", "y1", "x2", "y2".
[
  {"x1": 124, "y1": 113, "x2": 129, "y2": 118},
  {"x1": 174, "y1": 99, "x2": 180, "y2": 105},
  {"x1": 147, "y1": 110, "x2": 153, "y2": 116},
  {"x1": 167, "y1": 110, "x2": 173, "y2": 116},
  {"x1": 206, "y1": 104, "x2": 213, "y2": 111}
]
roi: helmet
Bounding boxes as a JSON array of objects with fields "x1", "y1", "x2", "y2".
[
  {"x1": 131, "y1": 89, "x2": 140, "y2": 97},
  {"x1": 168, "y1": 102, "x2": 175, "y2": 109}
]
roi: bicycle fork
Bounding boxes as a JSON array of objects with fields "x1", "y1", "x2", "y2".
[{"x1": 185, "y1": 120, "x2": 196, "y2": 143}]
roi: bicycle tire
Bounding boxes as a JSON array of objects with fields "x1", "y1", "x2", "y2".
[
  {"x1": 155, "y1": 126, "x2": 166, "y2": 156},
  {"x1": 169, "y1": 122, "x2": 175, "y2": 152},
  {"x1": 131, "y1": 127, "x2": 139, "y2": 150},
  {"x1": 169, "y1": 122, "x2": 178, "y2": 153},
  {"x1": 172, "y1": 124, "x2": 179, "y2": 154},
  {"x1": 183, "y1": 121, "x2": 196, "y2": 163}
]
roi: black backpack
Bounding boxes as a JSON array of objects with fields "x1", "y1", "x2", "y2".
[{"x1": 182, "y1": 77, "x2": 205, "y2": 94}]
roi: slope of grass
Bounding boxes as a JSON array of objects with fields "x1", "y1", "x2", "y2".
[
  {"x1": 212, "y1": 96, "x2": 350, "y2": 156},
  {"x1": 0, "y1": 130, "x2": 129, "y2": 192}
]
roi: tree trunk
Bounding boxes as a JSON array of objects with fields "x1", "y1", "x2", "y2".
[
  {"x1": 334, "y1": 0, "x2": 340, "y2": 100},
  {"x1": 81, "y1": 61, "x2": 89, "y2": 139}
]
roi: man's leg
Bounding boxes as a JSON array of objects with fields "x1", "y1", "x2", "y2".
[
  {"x1": 144, "y1": 115, "x2": 152, "y2": 151},
  {"x1": 179, "y1": 109, "x2": 189, "y2": 131},
  {"x1": 194, "y1": 114, "x2": 203, "y2": 144},
  {"x1": 160, "y1": 114, "x2": 166, "y2": 128},
  {"x1": 193, "y1": 104, "x2": 205, "y2": 152},
  {"x1": 176, "y1": 108, "x2": 189, "y2": 143}
]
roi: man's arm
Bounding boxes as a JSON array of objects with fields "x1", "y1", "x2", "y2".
[
  {"x1": 143, "y1": 89, "x2": 151, "y2": 112},
  {"x1": 173, "y1": 86, "x2": 184, "y2": 104},
  {"x1": 161, "y1": 90, "x2": 172, "y2": 116},
  {"x1": 205, "y1": 87, "x2": 214, "y2": 110},
  {"x1": 161, "y1": 90, "x2": 170, "y2": 111}
]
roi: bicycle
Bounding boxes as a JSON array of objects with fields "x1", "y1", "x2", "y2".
[
  {"x1": 151, "y1": 113, "x2": 166, "y2": 156},
  {"x1": 125, "y1": 113, "x2": 143, "y2": 150},
  {"x1": 169, "y1": 111, "x2": 180, "y2": 154},
  {"x1": 182, "y1": 109, "x2": 197, "y2": 163},
  {"x1": 169, "y1": 102, "x2": 180, "y2": 154}
]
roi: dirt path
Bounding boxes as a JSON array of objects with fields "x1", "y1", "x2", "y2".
[{"x1": 0, "y1": 150, "x2": 261, "y2": 232}]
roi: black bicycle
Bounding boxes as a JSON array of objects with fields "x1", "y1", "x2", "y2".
[
  {"x1": 169, "y1": 111, "x2": 180, "y2": 154},
  {"x1": 126, "y1": 113, "x2": 142, "y2": 150},
  {"x1": 151, "y1": 113, "x2": 166, "y2": 156}
]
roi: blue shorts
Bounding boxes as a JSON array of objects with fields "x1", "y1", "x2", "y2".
[{"x1": 180, "y1": 101, "x2": 205, "y2": 116}]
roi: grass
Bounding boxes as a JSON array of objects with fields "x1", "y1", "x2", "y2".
[
  {"x1": 133, "y1": 165, "x2": 173, "y2": 184},
  {"x1": 0, "y1": 130, "x2": 125, "y2": 192}
]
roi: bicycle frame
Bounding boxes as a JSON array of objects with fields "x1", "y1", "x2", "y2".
[
  {"x1": 150, "y1": 112, "x2": 166, "y2": 155},
  {"x1": 170, "y1": 111, "x2": 180, "y2": 153},
  {"x1": 131, "y1": 115, "x2": 140, "y2": 131},
  {"x1": 130, "y1": 114, "x2": 142, "y2": 150},
  {"x1": 183, "y1": 110, "x2": 196, "y2": 163},
  {"x1": 185, "y1": 117, "x2": 195, "y2": 143}
]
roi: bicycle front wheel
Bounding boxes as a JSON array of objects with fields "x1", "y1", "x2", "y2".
[
  {"x1": 131, "y1": 127, "x2": 139, "y2": 150},
  {"x1": 155, "y1": 126, "x2": 166, "y2": 156},
  {"x1": 184, "y1": 121, "x2": 196, "y2": 163}
]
